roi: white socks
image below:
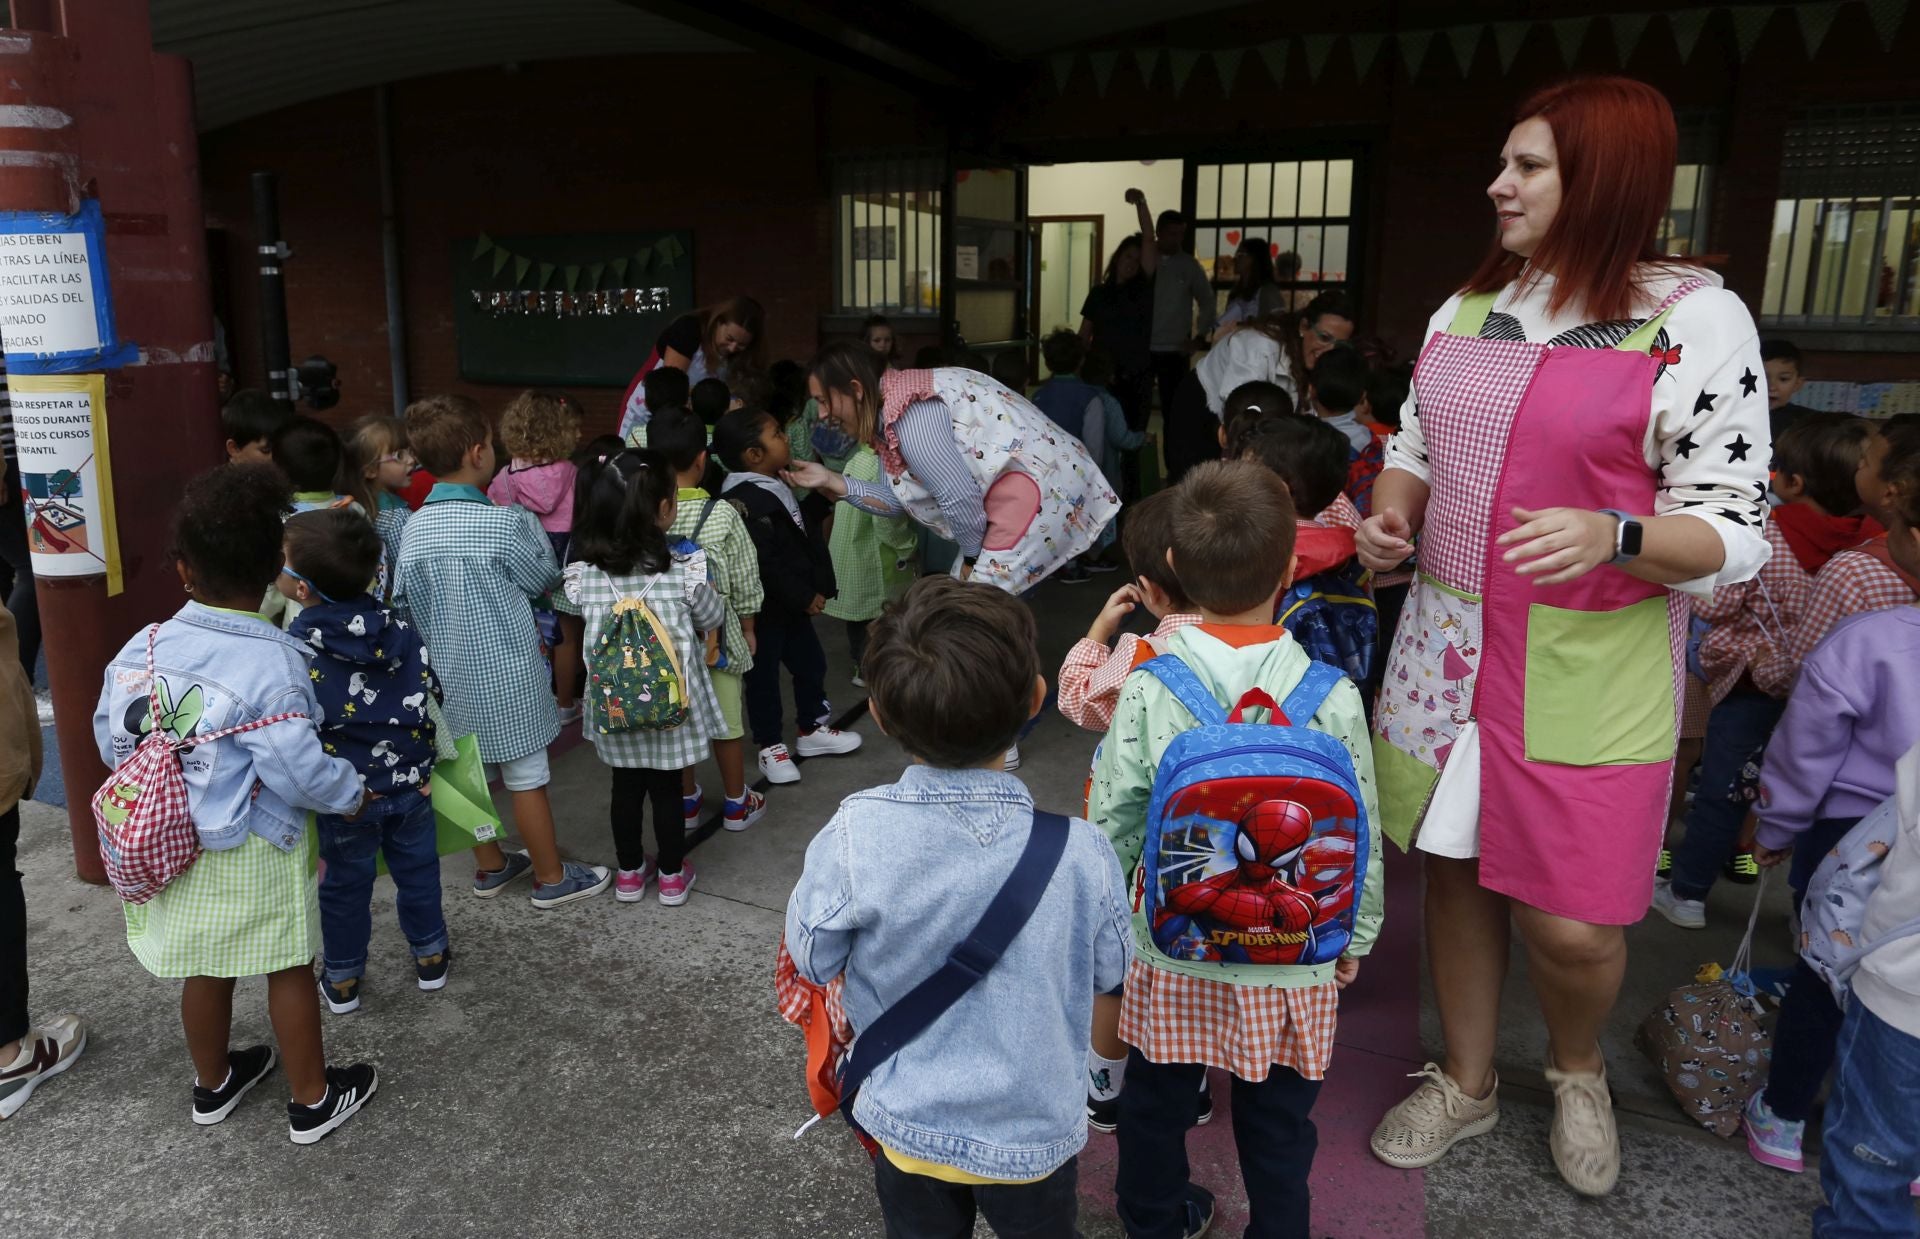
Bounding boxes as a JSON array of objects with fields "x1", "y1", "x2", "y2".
[
  {"x1": 1088, "y1": 1049, "x2": 1128, "y2": 1101},
  {"x1": 197, "y1": 1067, "x2": 232, "y2": 1093}
]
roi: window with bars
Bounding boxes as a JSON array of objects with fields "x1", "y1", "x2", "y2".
[
  {"x1": 832, "y1": 154, "x2": 943, "y2": 317},
  {"x1": 1189, "y1": 158, "x2": 1356, "y2": 317},
  {"x1": 1658, "y1": 112, "x2": 1724, "y2": 258},
  {"x1": 1762, "y1": 103, "x2": 1920, "y2": 326}
]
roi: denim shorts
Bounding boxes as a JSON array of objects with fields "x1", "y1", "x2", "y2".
[{"x1": 485, "y1": 748, "x2": 551, "y2": 792}]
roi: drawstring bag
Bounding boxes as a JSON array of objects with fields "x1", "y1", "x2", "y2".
[{"x1": 1634, "y1": 875, "x2": 1774, "y2": 1136}]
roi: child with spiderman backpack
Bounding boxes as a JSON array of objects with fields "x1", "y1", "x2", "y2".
[
  {"x1": 1088, "y1": 461, "x2": 1383, "y2": 1239},
  {"x1": 563, "y1": 447, "x2": 727, "y2": 907}
]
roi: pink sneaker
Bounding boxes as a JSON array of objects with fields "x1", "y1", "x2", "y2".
[
  {"x1": 615, "y1": 861, "x2": 657, "y2": 903},
  {"x1": 657, "y1": 862, "x2": 697, "y2": 906}
]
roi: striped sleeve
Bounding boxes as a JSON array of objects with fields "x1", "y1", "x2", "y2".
[{"x1": 843, "y1": 398, "x2": 987, "y2": 557}]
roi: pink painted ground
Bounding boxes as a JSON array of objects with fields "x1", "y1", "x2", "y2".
[{"x1": 1079, "y1": 844, "x2": 1430, "y2": 1235}]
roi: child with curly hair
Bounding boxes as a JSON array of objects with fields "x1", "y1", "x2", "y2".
[{"x1": 488, "y1": 390, "x2": 586, "y2": 720}]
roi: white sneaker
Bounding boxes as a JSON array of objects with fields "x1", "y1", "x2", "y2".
[
  {"x1": 1370, "y1": 1063, "x2": 1499, "y2": 1169},
  {"x1": 796, "y1": 727, "x2": 862, "y2": 758},
  {"x1": 1545, "y1": 1056, "x2": 1619, "y2": 1197},
  {"x1": 851, "y1": 673, "x2": 865, "y2": 689},
  {"x1": 759, "y1": 744, "x2": 801, "y2": 784},
  {"x1": 1650, "y1": 879, "x2": 1706, "y2": 930},
  {"x1": 1004, "y1": 744, "x2": 1021, "y2": 771}
]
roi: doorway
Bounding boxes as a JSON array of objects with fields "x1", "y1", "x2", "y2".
[{"x1": 1030, "y1": 216, "x2": 1101, "y2": 376}]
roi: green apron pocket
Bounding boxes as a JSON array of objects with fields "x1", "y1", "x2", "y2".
[
  {"x1": 1372, "y1": 733, "x2": 1442, "y2": 850},
  {"x1": 1524, "y1": 597, "x2": 1677, "y2": 766}
]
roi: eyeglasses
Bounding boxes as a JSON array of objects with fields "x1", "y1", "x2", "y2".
[
  {"x1": 378, "y1": 451, "x2": 414, "y2": 466},
  {"x1": 280, "y1": 565, "x2": 341, "y2": 605}
]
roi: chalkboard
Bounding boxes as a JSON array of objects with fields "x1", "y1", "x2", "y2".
[{"x1": 453, "y1": 230, "x2": 694, "y2": 387}]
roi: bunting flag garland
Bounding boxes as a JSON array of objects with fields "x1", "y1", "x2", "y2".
[
  {"x1": 1132, "y1": 45, "x2": 1161, "y2": 88},
  {"x1": 654, "y1": 236, "x2": 684, "y2": 269},
  {"x1": 1493, "y1": 20, "x2": 1531, "y2": 70},
  {"x1": 562, "y1": 265, "x2": 580, "y2": 293},
  {"x1": 1444, "y1": 24, "x2": 1482, "y2": 75},
  {"x1": 536, "y1": 261, "x2": 555, "y2": 289},
  {"x1": 1609, "y1": 11, "x2": 1653, "y2": 60},
  {"x1": 630, "y1": 248, "x2": 652, "y2": 277},
  {"x1": 1863, "y1": 0, "x2": 1907, "y2": 49},
  {"x1": 1257, "y1": 38, "x2": 1288, "y2": 86},
  {"x1": 490, "y1": 246, "x2": 511, "y2": 277},
  {"x1": 1668, "y1": 8, "x2": 1711, "y2": 61},
  {"x1": 1730, "y1": 4, "x2": 1774, "y2": 56},
  {"x1": 1210, "y1": 47, "x2": 1245, "y2": 96},
  {"x1": 1301, "y1": 32, "x2": 1336, "y2": 81},
  {"x1": 587, "y1": 262, "x2": 605, "y2": 288},
  {"x1": 1795, "y1": 0, "x2": 1842, "y2": 55},
  {"x1": 1552, "y1": 15, "x2": 1593, "y2": 64},
  {"x1": 1398, "y1": 28, "x2": 1435, "y2": 77},
  {"x1": 512, "y1": 255, "x2": 531, "y2": 283},
  {"x1": 611, "y1": 257, "x2": 628, "y2": 282},
  {"x1": 1349, "y1": 30, "x2": 1386, "y2": 79},
  {"x1": 1050, "y1": 51, "x2": 1076, "y2": 96},
  {"x1": 1168, "y1": 47, "x2": 1204, "y2": 94},
  {"x1": 1089, "y1": 48, "x2": 1121, "y2": 95},
  {"x1": 472, "y1": 237, "x2": 681, "y2": 291}
]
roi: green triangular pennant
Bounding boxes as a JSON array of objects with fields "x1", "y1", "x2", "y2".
[
  {"x1": 1301, "y1": 33, "x2": 1335, "y2": 81},
  {"x1": 1444, "y1": 24, "x2": 1481, "y2": 75},
  {"x1": 1795, "y1": 1, "x2": 1843, "y2": 57},
  {"x1": 1609, "y1": 11, "x2": 1652, "y2": 62},
  {"x1": 1349, "y1": 31, "x2": 1386, "y2": 80},
  {"x1": 471, "y1": 233, "x2": 494, "y2": 260},
  {"x1": 587, "y1": 262, "x2": 606, "y2": 289},
  {"x1": 562, "y1": 265, "x2": 580, "y2": 292},
  {"x1": 1167, "y1": 47, "x2": 1203, "y2": 95},
  {"x1": 1132, "y1": 46, "x2": 1161, "y2": 88},
  {"x1": 1397, "y1": 29, "x2": 1434, "y2": 77},
  {"x1": 1667, "y1": 8, "x2": 1710, "y2": 62},
  {"x1": 1257, "y1": 38, "x2": 1288, "y2": 86},
  {"x1": 1049, "y1": 51, "x2": 1076, "y2": 96},
  {"x1": 1211, "y1": 47, "x2": 1245, "y2": 96},
  {"x1": 1729, "y1": 5, "x2": 1773, "y2": 59},
  {"x1": 490, "y1": 247, "x2": 511, "y2": 277},
  {"x1": 656, "y1": 237, "x2": 682, "y2": 269},
  {"x1": 1088, "y1": 49, "x2": 1120, "y2": 96},
  {"x1": 1552, "y1": 15, "x2": 1591, "y2": 65},
  {"x1": 536, "y1": 261, "x2": 556, "y2": 289},
  {"x1": 1493, "y1": 20, "x2": 1530, "y2": 71},
  {"x1": 632, "y1": 249, "x2": 652, "y2": 277},
  {"x1": 1863, "y1": 0, "x2": 1907, "y2": 52},
  {"x1": 611, "y1": 256, "x2": 628, "y2": 283},
  {"x1": 512, "y1": 255, "x2": 531, "y2": 284}
]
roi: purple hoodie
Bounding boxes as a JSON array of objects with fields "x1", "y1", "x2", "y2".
[
  {"x1": 486, "y1": 459, "x2": 576, "y2": 534},
  {"x1": 1757, "y1": 604, "x2": 1920, "y2": 848}
]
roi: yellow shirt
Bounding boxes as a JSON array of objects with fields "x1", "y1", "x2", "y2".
[{"x1": 879, "y1": 1145, "x2": 1049, "y2": 1186}]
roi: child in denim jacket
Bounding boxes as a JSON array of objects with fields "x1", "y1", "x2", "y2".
[
  {"x1": 279, "y1": 508, "x2": 448, "y2": 1014},
  {"x1": 786, "y1": 577, "x2": 1131, "y2": 1235},
  {"x1": 93, "y1": 464, "x2": 377, "y2": 1145}
]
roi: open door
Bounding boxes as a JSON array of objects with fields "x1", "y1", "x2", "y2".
[{"x1": 942, "y1": 159, "x2": 1030, "y2": 385}]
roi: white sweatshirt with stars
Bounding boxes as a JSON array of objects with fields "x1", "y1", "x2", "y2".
[{"x1": 1383, "y1": 263, "x2": 1772, "y2": 599}]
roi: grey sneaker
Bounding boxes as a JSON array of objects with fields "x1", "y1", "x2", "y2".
[
  {"x1": 1370, "y1": 1063, "x2": 1499, "y2": 1168},
  {"x1": 1545, "y1": 1057, "x2": 1619, "y2": 1196},
  {"x1": 472, "y1": 849, "x2": 532, "y2": 898},
  {"x1": 1651, "y1": 879, "x2": 1706, "y2": 929},
  {"x1": 0, "y1": 1013, "x2": 86, "y2": 1120},
  {"x1": 530, "y1": 861, "x2": 612, "y2": 909}
]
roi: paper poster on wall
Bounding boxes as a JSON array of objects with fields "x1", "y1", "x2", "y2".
[
  {"x1": 10, "y1": 372, "x2": 122, "y2": 593},
  {"x1": 956, "y1": 246, "x2": 980, "y2": 280},
  {"x1": 0, "y1": 201, "x2": 134, "y2": 373}
]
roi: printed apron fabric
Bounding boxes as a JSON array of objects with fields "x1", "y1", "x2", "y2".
[
  {"x1": 876, "y1": 367, "x2": 1120, "y2": 594},
  {"x1": 1373, "y1": 284, "x2": 1700, "y2": 924}
]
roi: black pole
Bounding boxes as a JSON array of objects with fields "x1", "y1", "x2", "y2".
[{"x1": 251, "y1": 171, "x2": 293, "y2": 402}]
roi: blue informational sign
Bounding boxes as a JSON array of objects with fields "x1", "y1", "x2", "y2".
[{"x1": 0, "y1": 200, "x2": 136, "y2": 373}]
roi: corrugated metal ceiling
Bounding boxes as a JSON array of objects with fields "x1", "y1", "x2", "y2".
[{"x1": 150, "y1": 0, "x2": 742, "y2": 131}]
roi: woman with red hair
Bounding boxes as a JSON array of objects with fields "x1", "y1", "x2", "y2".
[{"x1": 1357, "y1": 78, "x2": 1770, "y2": 1194}]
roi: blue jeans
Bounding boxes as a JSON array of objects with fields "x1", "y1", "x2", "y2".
[
  {"x1": 1116, "y1": 1050, "x2": 1322, "y2": 1239},
  {"x1": 316, "y1": 789, "x2": 448, "y2": 983},
  {"x1": 1669, "y1": 686, "x2": 1784, "y2": 901},
  {"x1": 1815, "y1": 1002, "x2": 1920, "y2": 1238}
]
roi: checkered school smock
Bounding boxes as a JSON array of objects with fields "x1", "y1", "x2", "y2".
[
  {"x1": 394, "y1": 489, "x2": 561, "y2": 764},
  {"x1": 562, "y1": 555, "x2": 725, "y2": 770},
  {"x1": 824, "y1": 447, "x2": 917, "y2": 624},
  {"x1": 125, "y1": 831, "x2": 321, "y2": 978},
  {"x1": 1118, "y1": 961, "x2": 1341, "y2": 1081}
]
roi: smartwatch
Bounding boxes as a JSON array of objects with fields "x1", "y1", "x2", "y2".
[{"x1": 1598, "y1": 509, "x2": 1643, "y2": 565}]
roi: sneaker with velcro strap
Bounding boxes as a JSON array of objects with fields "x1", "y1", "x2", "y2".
[{"x1": 288, "y1": 1063, "x2": 378, "y2": 1145}]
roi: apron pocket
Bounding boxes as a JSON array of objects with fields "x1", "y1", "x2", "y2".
[{"x1": 1524, "y1": 597, "x2": 1676, "y2": 767}]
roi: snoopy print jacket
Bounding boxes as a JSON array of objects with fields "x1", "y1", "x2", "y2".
[{"x1": 286, "y1": 596, "x2": 441, "y2": 794}]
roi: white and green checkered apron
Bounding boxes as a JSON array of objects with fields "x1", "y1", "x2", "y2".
[{"x1": 124, "y1": 829, "x2": 320, "y2": 978}]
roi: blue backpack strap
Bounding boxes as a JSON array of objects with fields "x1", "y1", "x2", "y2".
[
  {"x1": 837, "y1": 809, "x2": 1071, "y2": 1120},
  {"x1": 1138, "y1": 655, "x2": 1228, "y2": 726},
  {"x1": 1280, "y1": 660, "x2": 1345, "y2": 726}
]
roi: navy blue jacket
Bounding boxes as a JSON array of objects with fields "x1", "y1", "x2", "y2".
[{"x1": 287, "y1": 597, "x2": 440, "y2": 793}]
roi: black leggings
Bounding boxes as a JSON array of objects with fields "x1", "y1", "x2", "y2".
[
  {"x1": 1, "y1": 805, "x2": 25, "y2": 1046},
  {"x1": 609, "y1": 766, "x2": 685, "y2": 876},
  {"x1": 0, "y1": 458, "x2": 38, "y2": 678}
]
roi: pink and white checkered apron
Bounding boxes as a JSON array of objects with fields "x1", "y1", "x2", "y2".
[{"x1": 1374, "y1": 281, "x2": 1703, "y2": 924}]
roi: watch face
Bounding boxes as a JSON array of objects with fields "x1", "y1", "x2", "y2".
[{"x1": 1619, "y1": 520, "x2": 1644, "y2": 557}]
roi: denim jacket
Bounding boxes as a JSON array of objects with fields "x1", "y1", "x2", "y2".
[
  {"x1": 785, "y1": 766, "x2": 1131, "y2": 1180},
  {"x1": 93, "y1": 603, "x2": 365, "y2": 852}
]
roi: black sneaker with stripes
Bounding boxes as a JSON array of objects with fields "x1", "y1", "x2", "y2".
[
  {"x1": 192, "y1": 1045, "x2": 277, "y2": 1126},
  {"x1": 287, "y1": 1063, "x2": 378, "y2": 1145}
]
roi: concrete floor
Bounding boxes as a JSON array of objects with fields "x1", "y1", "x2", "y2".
[{"x1": 5, "y1": 577, "x2": 1837, "y2": 1237}]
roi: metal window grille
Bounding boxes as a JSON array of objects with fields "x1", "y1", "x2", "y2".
[
  {"x1": 831, "y1": 153, "x2": 943, "y2": 316},
  {"x1": 1763, "y1": 104, "x2": 1920, "y2": 325},
  {"x1": 1189, "y1": 159, "x2": 1356, "y2": 313}
]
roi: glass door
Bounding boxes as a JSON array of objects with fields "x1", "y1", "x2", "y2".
[{"x1": 943, "y1": 161, "x2": 1030, "y2": 386}]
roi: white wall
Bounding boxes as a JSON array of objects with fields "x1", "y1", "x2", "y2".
[{"x1": 1028, "y1": 160, "x2": 1184, "y2": 271}]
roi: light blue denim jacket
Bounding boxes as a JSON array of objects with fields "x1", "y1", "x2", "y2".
[
  {"x1": 93, "y1": 603, "x2": 364, "y2": 852},
  {"x1": 785, "y1": 766, "x2": 1132, "y2": 1180}
]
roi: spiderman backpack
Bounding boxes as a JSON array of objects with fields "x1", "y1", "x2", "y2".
[{"x1": 1133, "y1": 655, "x2": 1369, "y2": 969}]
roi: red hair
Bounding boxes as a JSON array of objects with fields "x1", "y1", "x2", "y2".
[{"x1": 1464, "y1": 77, "x2": 1691, "y2": 322}]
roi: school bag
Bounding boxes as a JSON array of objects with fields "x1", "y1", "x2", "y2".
[
  {"x1": 92, "y1": 625, "x2": 307, "y2": 904},
  {"x1": 1133, "y1": 656, "x2": 1369, "y2": 968},
  {"x1": 1278, "y1": 561, "x2": 1378, "y2": 686},
  {"x1": 670, "y1": 499, "x2": 727, "y2": 670},
  {"x1": 1799, "y1": 793, "x2": 1920, "y2": 1006},
  {"x1": 585, "y1": 572, "x2": 691, "y2": 734},
  {"x1": 776, "y1": 809, "x2": 1070, "y2": 1157}
]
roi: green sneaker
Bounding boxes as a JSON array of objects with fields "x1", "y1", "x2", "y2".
[{"x1": 1724, "y1": 852, "x2": 1761, "y2": 885}]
